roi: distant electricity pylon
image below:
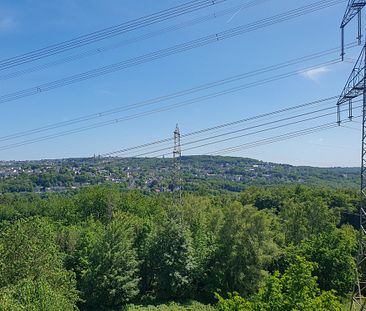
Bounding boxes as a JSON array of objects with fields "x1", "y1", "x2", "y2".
[
  {"x1": 173, "y1": 124, "x2": 182, "y2": 202},
  {"x1": 338, "y1": 2, "x2": 366, "y2": 310},
  {"x1": 341, "y1": 0, "x2": 366, "y2": 59}
]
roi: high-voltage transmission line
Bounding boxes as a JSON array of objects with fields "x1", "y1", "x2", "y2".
[
  {"x1": 100, "y1": 96, "x2": 341, "y2": 158},
  {"x1": 97, "y1": 98, "x2": 359, "y2": 160},
  {"x1": 0, "y1": 0, "x2": 226, "y2": 71},
  {"x1": 0, "y1": 0, "x2": 269, "y2": 81},
  {"x1": 136, "y1": 104, "x2": 361, "y2": 158},
  {"x1": 337, "y1": 1, "x2": 366, "y2": 309},
  {"x1": 0, "y1": 45, "x2": 348, "y2": 143},
  {"x1": 98, "y1": 110, "x2": 359, "y2": 164},
  {"x1": 0, "y1": 57, "x2": 345, "y2": 152},
  {"x1": 205, "y1": 119, "x2": 360, "y2": 156},
  {"x1": 0, "y1": 0, "x2": 344, "y2": 105},
  {"x1": 341, "y1": 0, "x2": 366, "y2": 59}
]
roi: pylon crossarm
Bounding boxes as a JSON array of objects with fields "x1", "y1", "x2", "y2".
[
  {"x1": 338, "y1": 46, "x2": 366, "y2": 105},
  {"x1": 341, "y1": 0, "x2": 366, "y2": 28}
]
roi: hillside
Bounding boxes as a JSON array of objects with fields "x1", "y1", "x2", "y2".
[{"x1": 0, "y1": 155, "x2": 359, "y2": 193}]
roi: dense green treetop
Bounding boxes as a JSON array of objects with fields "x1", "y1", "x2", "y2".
[{"x1": 0, "y1": 184, "x2": 359, "y2": 310}]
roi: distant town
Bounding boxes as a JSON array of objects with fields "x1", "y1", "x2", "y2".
[{"x1": 0, "y1": 156, "x2": 359, "y2": 193}]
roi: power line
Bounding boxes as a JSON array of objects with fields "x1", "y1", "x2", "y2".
[
  {"x1": 0, "y1": 59, "x2": 343, "y2": 151},
  {"x1": 97, "y1": 102, "x2": 361, "y2": 163},
  {"x1": 101, "y1": 96, "x2": 341, "y2": 157},
  {"x1": 0, "y1": 0, "x2": 270, "y2": 80},
  {"x1": 163, "y1": 117, "x2": 360, "y2": 158},
  {"x1": 102, "y1": 100, "x2": 348, "y2": 158},
  {"x1": 96, "y1": 124, "x2": 339, "y2": 168},
  {"x1": 0, "y1": 0, "x2": 345, "y2": 105},
  {"x1": 0, "y1": 44, "x2": 354, "y2": 143},
  {"x1": 97, "y1": 116, "x2": 359, "y2": 168},
  {"x1": 133, "y1": 104, "x2": 361, "y2": 158},
  {"x1": 207, "y1": 119, "x2": 357, "y2": 156},
  {"x1": 0, "y1": 0, "x2": 227, "y2": 71}
]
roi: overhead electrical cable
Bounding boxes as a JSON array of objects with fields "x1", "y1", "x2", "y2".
[
  {"x1": 207, "y1": 117, "x2": 360, "y2": 156},
  {"x1": 209, "y1": 124, "x2": 340, "y2": 154},
  {"x1": 0, "y1": 59, "x2": 343, "y2": 151},
  {"x1": 100, "y1": 97, "x2": 346, "y2": 157},
  {"x1": 97, "y1": 103, "x2": 361, "y2": 163},
  {"x1": 99, "y1": 100, "x2": 342, "y2": 158},
  {"x1": 129, "y1": 105, "x2": 361, "y2": 158},
  {"x1": 341, "y1": 125, "x2": 361, "y2": 131},
  {"x1": 0, "y1": 44, "x2": 355, "y2": 143},
  {"x1": 158, "y1": 117, "x2": 360, "y2": 159},
  {"x1": 0, "y1": 0, "x2": 270, "y2": 80},
  {"x1": 0, "y1": 0, "x2": 346, "y2": 105},
  {"x1": 0, "y1": 0, "x2": 228, "y2": 70},
  {"x1": 98, "y1": 118, "x2": 358, "y2": 166}
]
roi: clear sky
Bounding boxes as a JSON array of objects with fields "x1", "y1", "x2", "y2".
[{"x1": 0, "y1": 0, "x2": 363, "y2": 166}]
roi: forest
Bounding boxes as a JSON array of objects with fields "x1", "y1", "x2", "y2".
[{"x1": 0, "y1": 183, "x2": 360, "y2": 310}]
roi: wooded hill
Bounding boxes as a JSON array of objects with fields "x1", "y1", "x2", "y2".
[{"x1": 0, "y1": 155, "x2": 359, "y2": 193}]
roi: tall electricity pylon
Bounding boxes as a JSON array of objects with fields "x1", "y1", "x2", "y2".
[
  {"x1": 173, "y1": 124, "x2": 182, "y2": 202},
  {"x1": 338, "y1": 2, "x2": 366, "y2": 309},
  {"x1": 341, "y1": 0, "x2": 366, "y2": 59},
  {"x1": 337, "y1": 45, "x2": 366, "y2": 310}
]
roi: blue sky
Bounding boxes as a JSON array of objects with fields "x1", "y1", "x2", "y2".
[{"x1": 0, "y1": 0, "x2": 363, "y2": 166}]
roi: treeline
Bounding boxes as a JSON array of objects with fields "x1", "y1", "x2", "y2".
[{"x1": 0, "y1": 185, "x2": 360, "y2": 310}]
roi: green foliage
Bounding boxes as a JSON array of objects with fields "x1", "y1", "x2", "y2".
[
  {"x1": 0, "y1": 218, "x2": 67, "y2": 286},
  {"x1": 179, "y1": 197, "x2": 223, "y2": 301},
  {"x1": 257, "y1": 256, "x2": 341, "y2": 311},
  {"x1": 58, "y1": 218, "x2": 104, "y2": 285},
  {"x1": 0, "y1": 176, "x2": 34, "y2": 193},
  {"x1": 76, "y1": 186, "x2": 120, "y2": 224},
  {"x1": 280, "y1": 197, "x2": 339, "y2": 244},
  {"x1": 216, "y1": 292, "x2": 253, "y2": 311},
  {"x1": 216, "y1": 257, "x2": 341, "y2": 311},
  {"x1": 0, "y1": 183, "x2": 359, "y2": 309},
  {"x1": 294, "y1": 226, "x2": 357, "y2": 296},
  {"x1": 212, "y1": 203, "x2": 278, "y2": 297},
  {"x1": 147, "y1": 217, "x2": 196, "y2": 301},
  {"x1": 80, "y1": 213, "x2": 140, "y2": 310},
  {"x1": 0, "y1": 278, "x2": 77, "y2": 311},
  {"x1": 0, "y1": 217, "x2": 78, "y2": 310},
  {"x1": 125, "y1": 301, "x2": 215, "y2": 310}
]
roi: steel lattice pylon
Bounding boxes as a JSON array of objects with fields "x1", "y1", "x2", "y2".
[
  {"x1": 172, "y1": 124, "x2": 182, "y2": 202},
  {"x1": 338, "y1": 1, "x2": 366, "y2": 307},
  {"x1": 337, "y1": 42, "x2": 366, "y2": 310}
]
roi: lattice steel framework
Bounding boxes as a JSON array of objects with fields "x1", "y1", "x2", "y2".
[
  {"x1": 173, "y1": 124, "x2": 182, "y2": 202},
  {"x1": 339, "y1": 1, "x2": 366, "y2": 308},
  {"x1": 337, "y1": 42, "x2": 366, "y2": 310},
  {"x1": 341, "y1": 0, "x2": 366, "y2": 59}
]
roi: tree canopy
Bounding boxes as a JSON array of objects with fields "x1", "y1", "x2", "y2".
[{"x1": 0, "y1": 184, "x2": 359, "y2": 310}]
